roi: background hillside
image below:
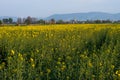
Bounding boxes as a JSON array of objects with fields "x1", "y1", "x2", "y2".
[{"x1": 45, "y1": 12, "x2": 120, "y2": 21}]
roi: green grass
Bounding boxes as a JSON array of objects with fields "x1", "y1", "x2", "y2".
[{"x1": 0, "y1": 24, "x2": 120, "y2": 80}]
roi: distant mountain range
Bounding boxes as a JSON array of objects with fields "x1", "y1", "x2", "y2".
[
  {"x1": 1, "y1": 12, "x2": 120, "y2": 21},
  {"x1": 45, "y1": 12, "x2": 120, "y2": 21}
]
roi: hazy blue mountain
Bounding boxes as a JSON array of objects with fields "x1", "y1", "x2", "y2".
[
  {"x1": 45, "y1": 12, "x2": 120, "y2": 21},
  {"x1": 1, "y1": 12, "x2": 120, "y2": 22}
]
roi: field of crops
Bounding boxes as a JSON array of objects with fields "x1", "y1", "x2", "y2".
[{"x1": 0, "y1": 24, "x2": 120, "y2": 80}]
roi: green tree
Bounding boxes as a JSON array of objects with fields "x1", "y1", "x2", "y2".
[
  {"x1": 94, "y1": 20, "x2": 102, "y2": 23},
  {"x1": 0, "y1": 20, "x2": 2, "y2": 25},
  {"x1": 56, "y1": 20, "x2": 64, "y2": 24},
  {"x1": 9, "y1": 18, "x2": 13, "y2": 23},
  {"x1": 38, "y1": 19, "x2": 45, "y2": 24},
  {"x1": 3, "y1": 18, "x2": 9, "y2": 24}
]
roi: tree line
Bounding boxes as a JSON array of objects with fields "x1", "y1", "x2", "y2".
[
  {"x1": 1, "y1": 16, "x2": 120, "y2": 26},
  {"x1": 0, "y1": 18, "x2": 13, "y2": 24}
]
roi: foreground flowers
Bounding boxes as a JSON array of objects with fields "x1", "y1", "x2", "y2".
[{"x1": 0, "y1": 24, "x2": 120, "y2": 80}]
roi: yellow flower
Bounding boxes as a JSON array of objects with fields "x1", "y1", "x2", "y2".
[
  {"x1": 12, "y1": 69, "x2": 17, "y2": 73},
  {"x1": 61, "y1": 65, "x2": 66, "y2": 71},
  {"x1": 18, "y1": 53, "x2": 22, "y2": 57},
  {"x1": 2, "y1": 62, "x2": 5, "y2": 66},
  {"x1": 62, "y1": 62, "x2": 65, "y2": 65},
  {"x1": 92, "y1": 75, "x2": 95, "y2": 78},
  {"x1": 66, "y1": 56, "x2": 71, "y2": 60},
  {"x1": 32, "y1": 64, "x2": 35, "y2": 68},
  {"x1": 30, "y1": 58, "x2": 34, "y2": 62},
  {"x1": 88, "y1": 61, "x2": 93, "y2": 67},
  {"x1": 55, "y1": 66, "x2": 58, "y2": 68},
  {"x1": 51, "y1": 34, "x2": 53, "y2": 36},
  {"x1": 40, "y1": 72, "x2": 43, "y2": 75},
  {"x1": 57, "y1": 61, "x2": 61, "y2": 65},
  {"x1": 111, "y1": 65, "x2": 115, "y2": 69},
  {"x1": 51, "y1": 48, "x2": 54, "y2": 51},
  {"x1": 58, "y1": 57, "x2": 61, "y2": 61},
  {"x1": 115, "y1": 70, "x2": 120, "y2": 77},
  {"x1": 8, "y1": 56, "x2": 12, "y2": 60},
  {"x1": 18, "y1": 53, "x2": 23, "y2": 61},
  {"x1": 66, "y1": 76, "x2": 70, "y2": 79},
  {"x1": 107, "y1": 49, "x2": 110, "y2": 53},
  {"x1": 100, "y1": 62, "x2": 102, "y2": 66},
  {"x1": 47, "y1": 69, "x2": 51, "y2": 73},
  {"x1": 62, "y1": 65, "x2": 66, "y2": 68},
  {"x1": 72, "y1": 48, "x2": 75, "y2": 51},
  {"x1": 80, "y1": 54, "x2": 87, "y2": 59},
  {"x1": 20, "y1": 56, "x2": 24, "y2": 61},
  {"x1": 41, "y1": 54, "x2": 44, "y2": 58},
  {"x1": 11, "y1": 50, "x2": 15, "y2": 55},
  {"x1": 0, "y1": 66, "x2": 2, "y2": 70},
  {"x1": 36, "y1": 49, "x2": 39, "y2": 53}
]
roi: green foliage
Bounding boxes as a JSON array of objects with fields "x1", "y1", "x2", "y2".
[
  {"x1": 38, "y1": 19, "x2": 45, "y2": 24},
  {"x1": 56, "y1": 20, "x2": 64, "y2": 24},
  {"x1": 8, "y1": 18, "x2": 13, "y2": 23},
  {"x1": 2, "y1": 18, "x2": 13, "y2": 24},
  {"x1": 0, "y1": 24, "x2": 120, "y2": 80},
  {"x1": 0, "y1": 20, "x2": 2, "y2": 25},
  {"x1": 2, "y1": 18, "x2": 9, "y2": 23}
]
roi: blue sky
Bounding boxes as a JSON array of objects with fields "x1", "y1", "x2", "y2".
[{"x1": 0, "y1": 0, "x2": 120, "y2": 17}]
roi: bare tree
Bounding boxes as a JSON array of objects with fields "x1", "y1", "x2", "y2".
[
  {"x1": 25, "y1": 16, "x2": 32, "y2": 25},
  {"x1": 50, "y1": 18, "x2": 56, "y2": 24}
]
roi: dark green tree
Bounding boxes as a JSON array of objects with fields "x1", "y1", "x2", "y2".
[
  {"x1": 94, "y1": 20, "x2": 102, "y2": 23},
  {"x1": 3, "y1": 18, "x2": 9, "y2": 23},
  {"x1": 8, "y1": 18, "x2": 13, "y2": 23},
  {"x1": 0, "y1": 20, "x2": 3, "y2": 26},
  {"x1": 56, "y1": 20, "x2": 64, "y2": 24},
  {"x1": 38, "y1": 19, "x2": 45, "y2": 24}
]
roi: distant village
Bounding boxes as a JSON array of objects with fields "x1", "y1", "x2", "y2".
[{"x1": 0, "y1": 16, "x2": 120, "y2": 26}]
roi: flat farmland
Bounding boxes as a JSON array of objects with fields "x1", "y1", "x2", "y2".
[{"x1": 0, "y1": 24, "x2": 120, "y2": 80}]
